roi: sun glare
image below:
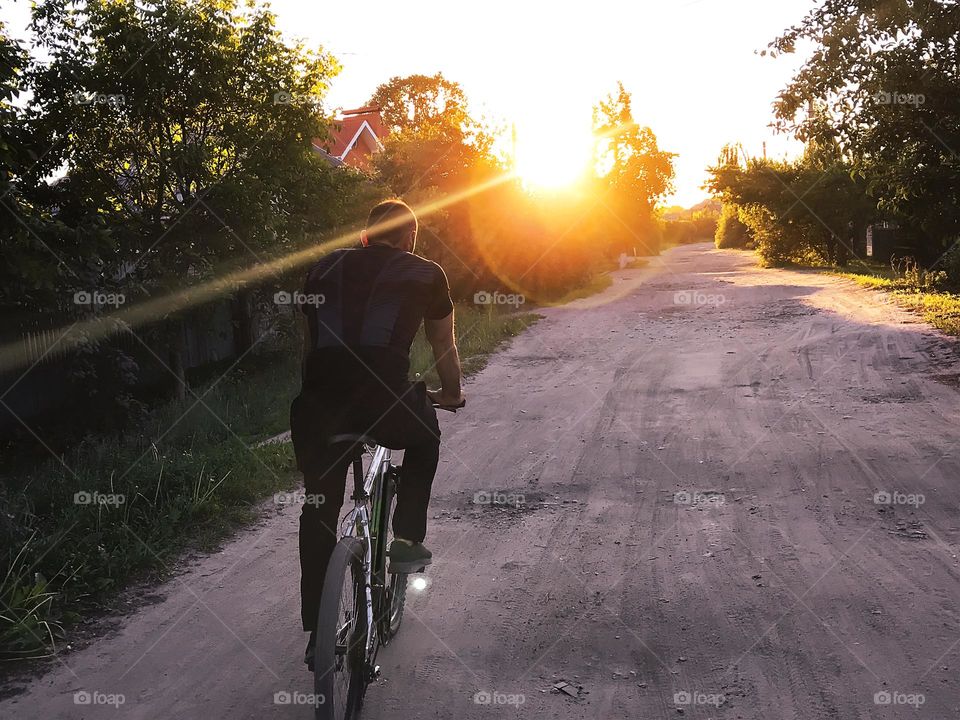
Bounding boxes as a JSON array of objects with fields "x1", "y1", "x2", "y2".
[{"x1": 513, "y1": 120, "x2": 592, "y2": 191}]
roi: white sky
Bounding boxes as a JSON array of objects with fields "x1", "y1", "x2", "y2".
[{"x1": 2, "y1": 0, "x2": 815, "y2": 206}]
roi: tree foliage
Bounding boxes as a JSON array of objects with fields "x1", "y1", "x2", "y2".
[
  {"x1": 715, "y1": 204, "x2": 750, "y2": 250},
  {"x1": 707, "y1": 144, "x2": 875, "y2": 266},
  {"x1": 28, "y1": 0, "x2": 344, "y2": 288},
  {"x1": 770, "y1": 0, "x2": 960, "y2": 248},
  {"x1": 369, "y1": 76, "x2": 676, "y2": 300},
  {"x1": 590, "y1": 83, "x2": 675, "y2": 256}
]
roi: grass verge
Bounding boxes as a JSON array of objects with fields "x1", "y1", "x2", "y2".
[
  {"x1": 827, "y1": 267, "x2": 960, "y2": 337},
  {"x1": 1, "y1": 305, "x2": 539, "y2": 661},
  {"x1": 409, "y1": 304, "x2": 541, "y2": 383}
]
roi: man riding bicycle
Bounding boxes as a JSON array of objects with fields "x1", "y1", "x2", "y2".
[{"x1": 290, "y1": 199, "x2": 465, "y2": 669}]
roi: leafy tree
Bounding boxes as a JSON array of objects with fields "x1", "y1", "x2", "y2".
[
  {"x1": 26, "y1": 0, "x2": 344, "y2": 394},
  {"x1": 370, "y1": 73, "x2": 469, "y2": 135},
  {"x1": 591, "y1": 82, "x2": 675, "y2": 255},
  {"x1": 369, "y1": 73, "x2": 501, "y2": 295},
  {"x1": 707, "y1": 146, "x2": 874, "y2": 266},
  {"x1": 715, "y1": 204, "x2": 750, "y2": 249},
  {"x1": 770, "y1": 0, "x2": 960, "y2": 253},
  {"x1": 0, "y1": 23, "x2": 113, "y2": 316}
]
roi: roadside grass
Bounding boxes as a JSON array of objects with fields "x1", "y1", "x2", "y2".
[
  {"x1": 0, "y1": 338, "x2": 300, "y2": 662},
  {"x1": 1, "y1": 305, "x2": 539, "y2": 660},
  {"x1": 544, "y1": 272, "x2": 614, "y2": 305},
  {"x1": 409, "y1": 303, "x2": 541, "y2": 383},
  {"x1": 826, "y1": 266, "x2": 960, "y2": 337}
]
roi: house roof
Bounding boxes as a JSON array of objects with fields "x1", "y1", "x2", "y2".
[{"x1": 322, "y1": 106, "x2": 386, "y2": 165}]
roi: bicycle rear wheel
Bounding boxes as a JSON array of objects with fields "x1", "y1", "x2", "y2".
[
  {"x1": 372, "y1": 468, "x2": 408, "y2": 643},
  {"x1": 314, "y1": 537, "x2": 367, "y2": 720}
]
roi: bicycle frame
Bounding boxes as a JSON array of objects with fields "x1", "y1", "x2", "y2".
[{"x1": 338, "y1": 444, "x2": 392, "y2": 666}]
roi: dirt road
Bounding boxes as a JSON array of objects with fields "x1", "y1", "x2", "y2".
[{"x1": 5, "y1": 243, "x2": 960, "y2": 719}]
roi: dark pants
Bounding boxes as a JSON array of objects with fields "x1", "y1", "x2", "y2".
[{"x1": 291, "y1": 381, "x2": 440, "y2": 631}]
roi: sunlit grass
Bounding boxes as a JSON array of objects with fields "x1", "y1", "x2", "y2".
[
  {"x1": 827, "y1": 267, "x2": 960, "y2": 337},
  {"x1": 409, "y1": 304, "x2": 541, "y2": 383},
  {"x1": 547, "y1": 273, "x2": 614, "y2": 305}
]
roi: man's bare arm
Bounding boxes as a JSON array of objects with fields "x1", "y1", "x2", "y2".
[{"x1": 423, "y1": 311, "x2": 465, "y2": 407}]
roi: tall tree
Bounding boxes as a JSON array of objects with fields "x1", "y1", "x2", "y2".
[
  {"x1": 770, "y1": 0, "x2": 960, "y2": 251},
  {"x1": 369, "y1": 73, "x2": 499, "y2": 295},
  {"x1": 370, "y1": 73, "x2": 469, "y2": 135},
  {"x1": 26, "y1": 0, "x2": 344, "y2": 394},
  {"x1": 591, "y1": 83, "x2": 676, "y2": 255}
]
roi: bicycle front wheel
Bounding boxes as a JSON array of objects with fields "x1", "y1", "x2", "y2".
[
  {"x1": 372, "y1": 469, "x2": 407, "y2": 643},
  {"x1": 315, "y1": 537, "x2": 367, "y2": 720}
]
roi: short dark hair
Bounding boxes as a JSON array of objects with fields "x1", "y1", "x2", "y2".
[{"x1": 366, "y1": 199, "x2": 417, "y2": 247}]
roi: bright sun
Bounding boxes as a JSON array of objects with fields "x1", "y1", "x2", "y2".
[{"x1": 513, "y1": 121, "x2": 592, "y2": 190}]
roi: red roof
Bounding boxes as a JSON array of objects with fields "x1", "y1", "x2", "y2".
[{"x1": 319, "y1": 106, "x2": 386, "y2": 170}]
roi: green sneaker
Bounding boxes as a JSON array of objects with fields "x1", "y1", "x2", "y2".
[{"x1": 388, "y1": 540, "x2": 432, "y2": 574}]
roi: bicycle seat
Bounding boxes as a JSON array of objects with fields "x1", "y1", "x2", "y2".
[{"x1": 327, "y1": 433, "x2": 380, "y2": 447}]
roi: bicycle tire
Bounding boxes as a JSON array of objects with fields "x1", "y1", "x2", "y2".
[
  {"x1": 314, "y1": 537, "x2": 366, "y2": 720},
  {"x1": 372, "y1": 469, "x2": 407, "y2": 642}
]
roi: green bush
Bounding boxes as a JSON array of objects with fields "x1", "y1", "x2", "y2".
[
  {"x1": 715, "y1": 204, "x2": 751, "y2": 249},
  {"x1": 941, "y1": 241, "x2": 960, "y2": 288}
]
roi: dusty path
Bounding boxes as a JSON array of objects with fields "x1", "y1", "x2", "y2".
[{"x1": 5, "y1": 242, "x2": 960, "y2": 719}]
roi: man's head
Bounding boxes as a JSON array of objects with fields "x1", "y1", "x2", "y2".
[{"x1": 363, "y1": 199, "x2": 418, "y2": 252}]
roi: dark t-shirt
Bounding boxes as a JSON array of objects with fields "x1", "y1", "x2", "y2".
[{"x1": 299, "y1": 245, "x2": 453, "y2": 392}]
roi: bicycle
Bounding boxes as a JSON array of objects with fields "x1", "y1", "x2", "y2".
[{"x1": 313, "y1": 400, "x2": 462, "y2": 720}]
